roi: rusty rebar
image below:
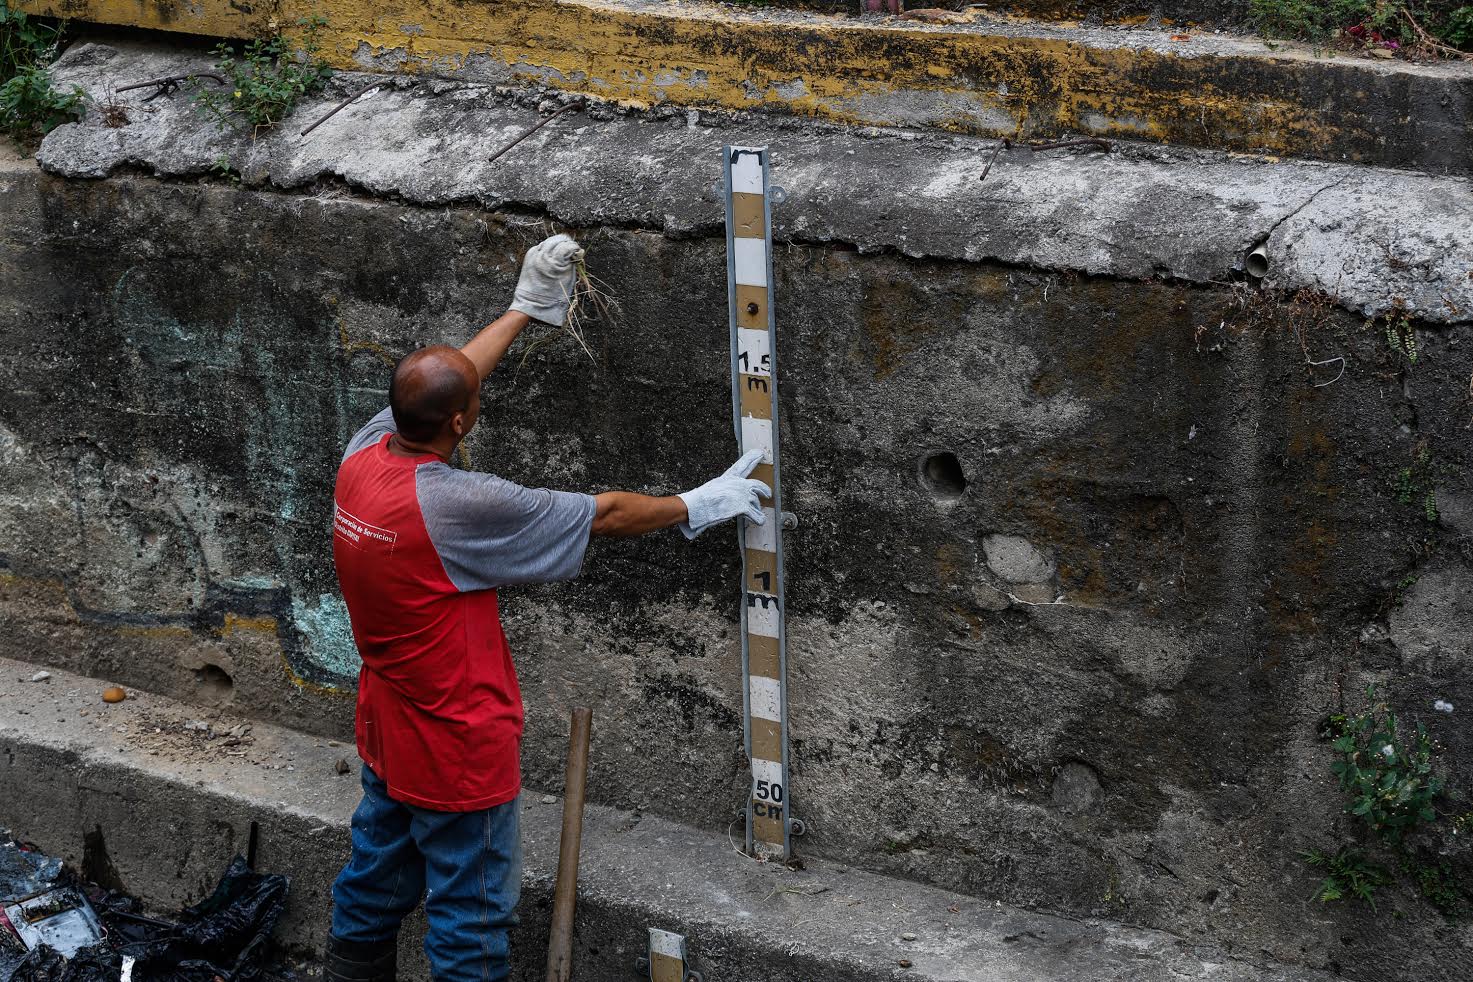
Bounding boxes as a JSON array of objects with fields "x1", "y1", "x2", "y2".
[
  {"x1": 1027, "y1": 137, "x2": 1114, "y2": 152},
  {"x1": 545, "y1": 706, "x2": 592, "y2": 982},
  {"x1": 488, "y1": 102, "x2": 583, "y2": 164},
  {"x1": 116, "y1": 72, "x2": 226, "y2": 95},
  {"x1": 977, "y1": 138, "x2": 1010, "y2": 184},
  {"x1": 300, "y1": 80, "x2": 392, "y2": 137}
]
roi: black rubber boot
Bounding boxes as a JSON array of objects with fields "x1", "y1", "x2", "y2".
[{"x1": 324, "y1": 934, "x2": 398, "y2": 982}]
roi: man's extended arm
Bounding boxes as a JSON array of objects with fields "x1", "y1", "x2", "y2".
[
  {"x1": 591, "y1": 449, "x2": 769, "y2": 540},
  {"x1": 591, "y1": 493, "x2": 689, "y2": 537}
]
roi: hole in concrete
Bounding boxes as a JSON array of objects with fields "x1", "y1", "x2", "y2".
[
  {"x1": 194, "y1": 663, "x2": 234, "y2": 701},
  {"x1": 919, "y1": 452, "x2": 967, "y2": 499}
]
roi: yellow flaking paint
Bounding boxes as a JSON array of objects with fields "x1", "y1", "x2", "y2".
[
  {"x1": 17, "y1": 0, "x2": 1357, "y2": 165},
  {"x1": 0, "y1": 570, "x2": 69, "y2": 595},
  {"x1": 278, "y1": 649, "x2": 355, "y2": 696},
  {"x1": 221, "y1": 612, "x2": 279, "y2": 636}
]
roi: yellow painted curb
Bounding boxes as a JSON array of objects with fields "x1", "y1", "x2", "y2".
[{"x1": 20, "y1": 0, "x2": 1473, "y2": 169}]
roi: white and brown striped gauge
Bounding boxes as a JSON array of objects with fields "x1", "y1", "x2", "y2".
[
  {"x1": 724, "y1": 145, "x2": 793, "y2": 861},
  {"x1": 645, "y1": 928, "x2": 701, "y2": 982}
]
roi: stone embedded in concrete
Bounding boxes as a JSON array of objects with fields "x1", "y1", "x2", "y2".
[
  {"x1": 15, "y1": 0, "x2": 1473, "y2": 171},
  {"x1": 982, "y1": 533, "x2": 1055, "y2": 584},
  {"x1": 1387, "y1": 561, "x2": 1473, "y2": 672},
  {"x1": 0, "y1": 657, "x2": 1331, "y2": 982},
  {"x1": 36, "y1": 42, "x2": 1473, "y2": 328},
  {"x1": 692, "y1": 0, "x2": 1252, "y2": 23},
  {"x1": 1050, "y1": 760, "x2": 1103, "y2": 814}
]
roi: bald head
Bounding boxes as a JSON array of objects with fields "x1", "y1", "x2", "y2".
[{"x1": 389, "y1": 346, "x2": 479, "y2": 444}]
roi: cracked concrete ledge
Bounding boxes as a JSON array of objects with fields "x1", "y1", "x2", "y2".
[
  {"x1": 0, "y1": 657, "x2": 1333, "y2": 981},
  {"x1": 15, "y1": 0, "x2": 1473, "y2": 171},
  {"x1": 35, "y1": 41, "x2": 1473, "y2": 327}
]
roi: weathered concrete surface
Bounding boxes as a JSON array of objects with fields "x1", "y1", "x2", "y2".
[
  {"x1": 5, "y1": 141, "x2": 1473, "y2": 979},
  {"x1": 38, "y1": 43, "x2": 1473, "y2": 328},
  {"x1": 15, "y1": 0, "x2": 1473, "y2": 171},
  {"x1": 6, "y1": 41, "x2": 1473, "y2": 982},
  {"x1": 0, "y1": 658, "x2": 1333, "y2": 982}
]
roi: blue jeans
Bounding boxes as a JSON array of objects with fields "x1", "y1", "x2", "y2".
[{"x1": 331, "y1": 766, "x2": 522, "y2": 982}]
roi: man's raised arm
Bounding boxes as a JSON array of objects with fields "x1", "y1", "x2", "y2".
[{"x1": 461, "y1": 234, "x2": 584, "y2": 380}]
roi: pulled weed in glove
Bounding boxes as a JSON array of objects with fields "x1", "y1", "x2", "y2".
[{"x1": 515, "y1": 257, "x2": 621, "y2": 380}]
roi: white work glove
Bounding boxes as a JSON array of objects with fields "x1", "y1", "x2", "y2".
[
  {"x1": 678, "y1": 449, "x2": 771, "y2": 540},
  {"x1": 510, "y1": 233, "x2": 584, "y2": 325}
]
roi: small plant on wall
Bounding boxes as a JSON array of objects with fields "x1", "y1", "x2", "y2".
[
  {"x1": 0, "y1": 3, "x2": 82, "y2": 141},
  {"x1": 194, "y1": 16, "x2": 332, "y2": 133},
  {"x1": 1392, "y1": 442, "x2": 1439, "y2": 524},
  {"x1": 1328, "y1": 692, "x2": 1441, "y2": 845},
  {"x1": 1307, "y1": 687, "x2": 1469, "y2": 916}
]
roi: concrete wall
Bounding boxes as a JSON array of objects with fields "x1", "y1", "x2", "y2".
[
  {"x1": 5, "y1": 94, "x2": 1473, "y2": 974},
  {"x1": 4, "y1": 22, "x2": 1473, "y2": 976}
]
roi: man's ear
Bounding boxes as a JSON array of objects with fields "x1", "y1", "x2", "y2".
[{"x1": 450, "y1": 412, "x2": 466, "y2": 438}]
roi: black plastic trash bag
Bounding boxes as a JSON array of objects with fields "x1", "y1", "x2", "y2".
[
  {"x1": 118, "y1": 856, "x2": 289, "y2": 982},
  {"x1": 6, "y1": 947, "x2": 118, "y2": 982},
  {"x1": 8, "y1": 856, "x2": 289, "y2": 982}
]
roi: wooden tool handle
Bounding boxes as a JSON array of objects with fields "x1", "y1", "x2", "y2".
[{"x1": 545, "y1": 706, "x2": 593, "y2": 982}]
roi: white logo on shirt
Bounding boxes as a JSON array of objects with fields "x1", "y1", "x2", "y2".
[{"x1": 334, "y1": 502, "x2": 399, "y2": 557}]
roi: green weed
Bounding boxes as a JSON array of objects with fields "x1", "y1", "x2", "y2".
[
  {"x1": 1303, "y1": 847, "x2": 1394, "y2": 909},
  {"x1": 1330, "y1": 687, "x2": 1442, "y2": 846},
  {"x1": 0, "y1": 3, "x2": 82, "y2": 138},
  {"x1": 1312, "y1": 688, "x2": 1470, "y2": 919},
  {"x1": 1393, "y1": 444, "x2": 1438, "y2": 523},
  {"x1": 1411, "y1": 860, "x2": 1465, "y2": 916},
  {"x1": 1249, "y1": 0, "x2": 1473, "y2": 53},
  {"x1": 194, "y1": 16, "x2": 332, "y2": 132},
  {"x1": 1385, "y1": 314, "x2": 1419, "y2": 365}
]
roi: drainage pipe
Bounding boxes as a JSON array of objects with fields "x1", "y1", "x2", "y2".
[{"x1": 1246, "y1": 243, "x2": 1270, "y2": 278}]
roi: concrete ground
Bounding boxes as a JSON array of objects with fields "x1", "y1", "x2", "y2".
[{"x1": 0, "y1": 657, "x2": 1332, "y2": 981}]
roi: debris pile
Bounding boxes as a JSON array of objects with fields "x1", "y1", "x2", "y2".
[{"x1": 1, "y1": 833, "x2": 288, "y2": 982}]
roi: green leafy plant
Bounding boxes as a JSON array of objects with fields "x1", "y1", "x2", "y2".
[
  {"x1": 208, "y1": 154, "x2": 242, "y2": 186},
  {"x1": 0, "y1": 3, "x2": 82, "y2": 138},
  {"x1": 1411, "y1": 860, "x2": 1465, "y2": 916},
  {"x1": 1385, "y1": 314, "x2": 1419, "y2": 364},
  {"x1": 1393, "y1": 444, "x2": 1438, "y2": 523},
  {"x1": 1303, "y1": 847, "x2": 1394, "y2": 908},
  {"x1": 1310, "y1": 688, "x2": 1469, "y2": 918},
  {"x1": 1446, "y1": 6, "x2": 1473, "y2": 45},
  {"x1": 1330, "y1": 687, "x2": 1442, "y2": 846},
  {"x1": 1249, "y1": 0, "x2": 1473, "y2": 54},
  {"x1": 194, "y1": 16, "x2": 332, "y2": 132}
]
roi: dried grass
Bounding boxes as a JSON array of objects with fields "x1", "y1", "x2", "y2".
[{"x1": 513, "y1": 255, "x2": 622, "y2": 382}]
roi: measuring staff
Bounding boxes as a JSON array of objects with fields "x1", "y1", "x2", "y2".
[{"x1": 325, "y1": 234, "x2": 769, "y2": 982}]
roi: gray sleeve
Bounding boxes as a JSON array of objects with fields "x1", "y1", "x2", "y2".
[
  {"x1": 415, "y1": 464, "x2": 597, "y2": 591},
  {"x1": 342, "y1": 407, "x2": 397, "y2": 462}
]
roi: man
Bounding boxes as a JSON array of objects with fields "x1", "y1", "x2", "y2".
[{"x1": 326, "y1": 234, "x2": 768, "y2": 981}]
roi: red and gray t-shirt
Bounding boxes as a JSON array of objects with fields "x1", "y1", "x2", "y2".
[{"x1": 333, "y1": 408, "x2": 596, "y2": 811}]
